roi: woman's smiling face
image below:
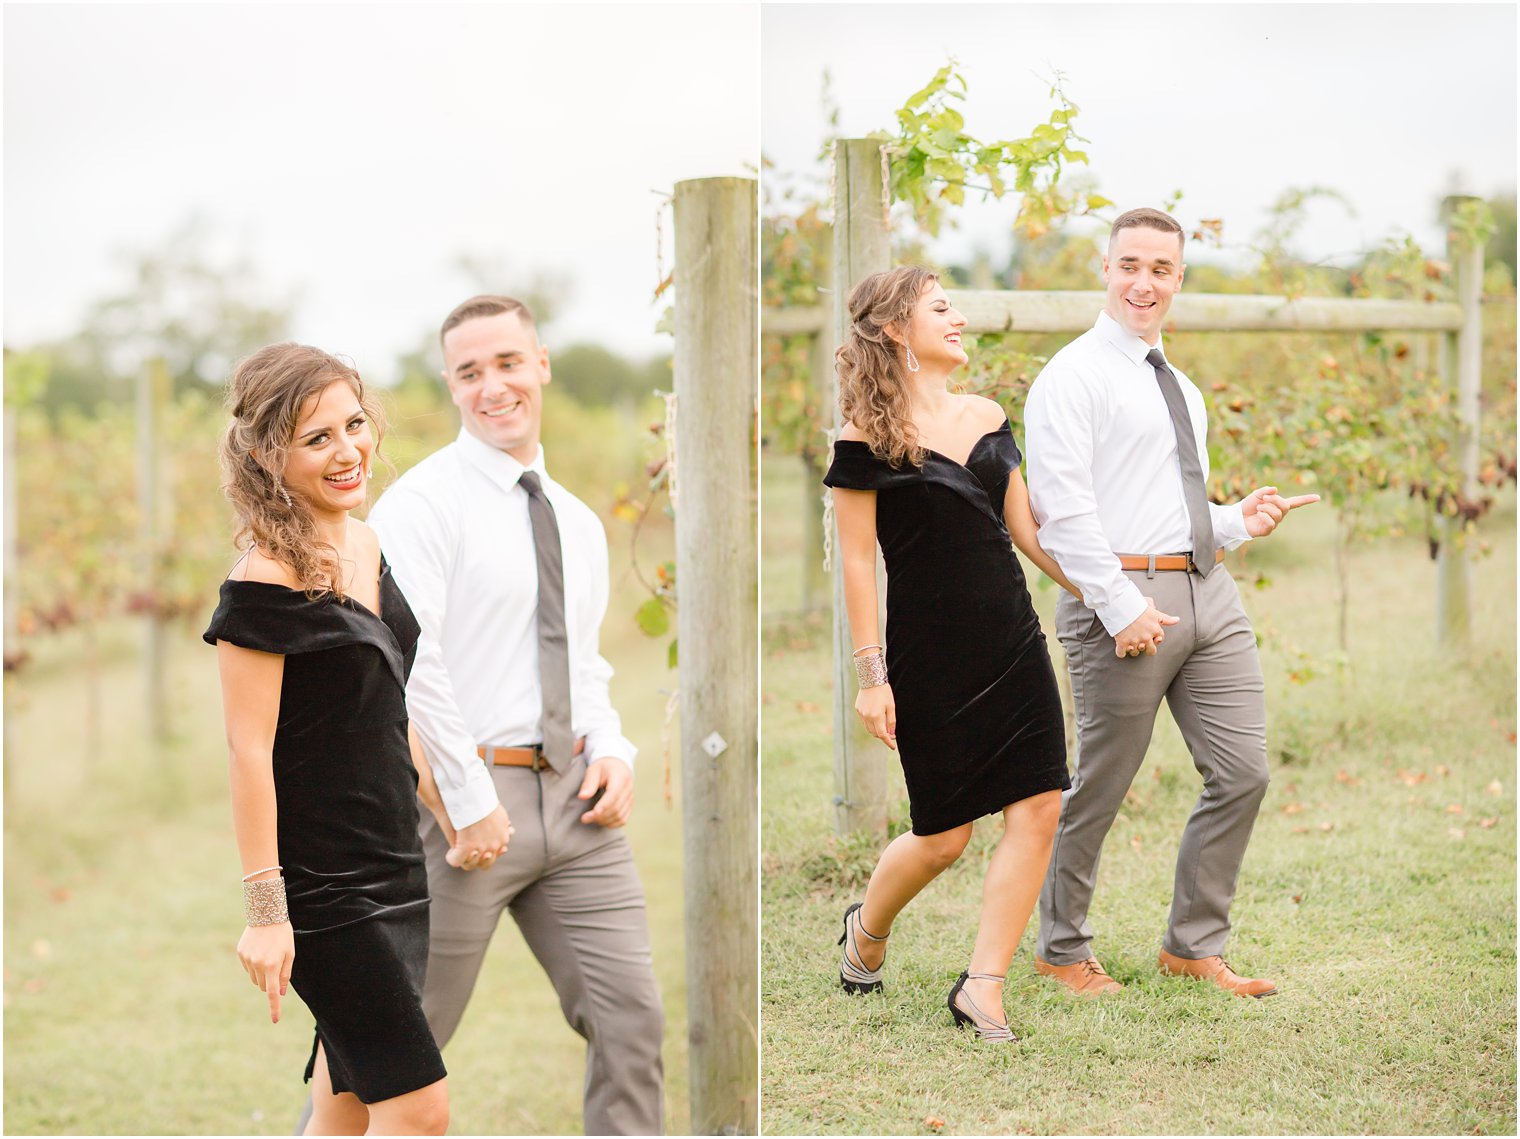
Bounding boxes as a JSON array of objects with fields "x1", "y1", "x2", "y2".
[
  {"x1": 904, "y1": 281, "x2": 969, "y2": 370},
  {"x1": 281, "y1": 378, "x2": 373, "y2": 521}
]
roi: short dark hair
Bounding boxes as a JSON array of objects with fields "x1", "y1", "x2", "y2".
[
  {"x1": 439, "y1": 295, "x2": 536, "y2": 347},
  {"x1": 1109, "y1": 207, "x2": 1185, "y2": 257}
]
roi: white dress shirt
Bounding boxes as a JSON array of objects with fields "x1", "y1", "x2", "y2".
[
  {"x1": 369, "y1": 428, "x2": 636, "y2": 829},
  {"x1": 1024, "y1": 310, "x2": 1251, "y2": 636}
]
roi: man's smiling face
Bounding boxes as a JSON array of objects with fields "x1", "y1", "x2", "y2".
[
  {"x1": 1102, "y1": 224, "x2": 1185, "y2": 344},
  {"x1": 442, "y1": 310, "x2": 550, "y2": 464}
]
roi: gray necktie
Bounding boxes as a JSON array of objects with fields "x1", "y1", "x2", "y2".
[
  {"x1": 1146, "y1": 348, "x2": 1217, "y2": 577},
  {"x1": 518, "y1": 471, "x2": 573, "y2": 771}
]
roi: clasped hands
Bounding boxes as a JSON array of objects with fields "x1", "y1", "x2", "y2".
[
  {"x1": 436, "y1": 757, "x2": 635, "y2": 871},
  {"x1": 1113, "y1": 597, "x2": 1179, "y2": 659}
]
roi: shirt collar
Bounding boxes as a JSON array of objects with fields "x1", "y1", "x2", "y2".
[
  {"x1": 1094, "y1": 309, "x2": 1166, "y2": 366},
  {"x1": 454, "y1": 426, "x2": 548, "y2": 494}
]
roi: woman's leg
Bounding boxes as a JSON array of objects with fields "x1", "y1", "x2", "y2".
[
  {"x1": 853, "y1": 823, "x2": 974, "y2": 971},
  {"x1": 960, "y1": 790, "x2": 1063, "y2": 1024},
  {"x1": 303, "y1": 1042, "x2": 369, "y2": 1136},
  {"x1": 363, "y1": 1078, "x2": 448, "y2": 1137}
]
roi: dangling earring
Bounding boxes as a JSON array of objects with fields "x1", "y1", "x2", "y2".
[
  {"x1": 278, "y1": 484, "x2": 294, "y2": 509},
  {"x1": 365, "y1": 465, "x2": 373, "y2": 478},
  {"x1": 904, "y1": 345, "x2": 921, "y2": 373}
]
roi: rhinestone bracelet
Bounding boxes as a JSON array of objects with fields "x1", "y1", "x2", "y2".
[
  {"x1": 243, "y1": 875, "x2": 289, "y2": 927},
  {"x1": 854, "y1": 650, "x2": 888, "y2": 689}
]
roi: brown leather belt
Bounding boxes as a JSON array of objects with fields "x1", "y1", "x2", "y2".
[
  {"x1": 1116, "y1": 549, "x2": 1227, "y2": 573},
  {"x1": 477, "y1": 738, "x2": 586, "y2": 769}
]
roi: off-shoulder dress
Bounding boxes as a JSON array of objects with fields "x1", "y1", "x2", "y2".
[
  {"x1": 823, "y1": 421, "x2": 1070, "y2": 835},
  {"x1": 203, "y1": 556, "x2": 446, "y2": 1103}
]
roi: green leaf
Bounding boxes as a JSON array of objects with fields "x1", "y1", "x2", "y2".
[
  {"x1": 635, "y1": 597, "x2": 669, "y2": 637},
  {"x1": 667, "y1": 638, "x2": 679, "y2": 670}
]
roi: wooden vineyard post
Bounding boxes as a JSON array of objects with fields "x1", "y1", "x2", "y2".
[
  {"x1": 137, "y1": 356, "x2": 171, "y2": 744},
  {"x1": 672, "y1": 176, "x2": 758, "y2": 1135},
  {"x1": 1436, "y1": 196, "x2": 1485, "y2": 647},
  {"x1": 801, "y1": 289, "x2": 834, "y2": 614},
  {"x1": 829, "y1": 139, "x2": 892, "y2": 839}
]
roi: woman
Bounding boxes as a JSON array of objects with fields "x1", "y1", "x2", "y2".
[
  {"x1": 824, "y1": 267, "x2": 1090, "y2": 1043},
  {"x1": 205, "y1": 344, "x2": 465, "y2": 1134}
]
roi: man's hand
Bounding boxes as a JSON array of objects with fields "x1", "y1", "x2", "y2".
[
  {"x1": 579, "y1": 757, "x2": 634, "y2": 828},
  {"x1": 1241, "y1": 485, "x2": 1321, "y2": 538},
  {"x1": 1114, "y1": 597, "x2": 1181, "y2": 659},
  {"x1": 447, "y1": 803, "x2": 513, "y2": 871}
]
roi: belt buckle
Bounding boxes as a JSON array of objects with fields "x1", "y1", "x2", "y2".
[
  {"x1": 531, "y1": 746, "x2": 549, "y2": 772},
  {"x1": 1185, "y1": 552, "x2": 1197, "y2": 573}
]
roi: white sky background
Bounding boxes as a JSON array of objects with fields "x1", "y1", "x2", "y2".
[
  {"x1": 5, "y1": 4, "x2": 759, "y2": 382},
  {"x1": 762, "y1": 3, "x2": 1517, "y2": 274}
]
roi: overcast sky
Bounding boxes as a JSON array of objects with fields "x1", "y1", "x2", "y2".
[
  {"x1": 5, "y1": 4, "x2": 758, "y2": 382},
  {"x1": 763, "y1": 3, "x2": 1516, "y2": 274}
]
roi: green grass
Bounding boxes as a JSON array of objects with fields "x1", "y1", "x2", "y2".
[
  {"x1": 4, "y1": 515, "x2": 691, "y2": 1136},
  {"x1": 760, "y1": 453, "x2": 1517, "y2": 1136}
]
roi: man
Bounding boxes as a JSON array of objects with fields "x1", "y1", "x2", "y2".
[
  {"x1": 1023, "y1": 208, "x2": 1318, "y2": 999},
  {"x1": 372, "y1": 295, "x2": 664, "y2": 1133}
]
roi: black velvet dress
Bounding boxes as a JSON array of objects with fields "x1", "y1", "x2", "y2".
[
  {"x1": 824, "y1": 421, "x2": 1070, "y2": 835},
  {"x1": 203, "y1": 557, "x2": 446, "y2": 1104}
]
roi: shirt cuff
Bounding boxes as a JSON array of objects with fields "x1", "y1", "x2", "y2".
[
  {"x1": 440, "y1": 763, "x2": 503, "y2": 830},
  {"x1": 1096, "y1": 583, "x2": 1149, "y2": 637},
  {"x1": 585, "y1": 732, "x2": 637, "y2": 775},
  {"x1": 1214, "y1": 501, "x2": 1252, "y2": 549}
]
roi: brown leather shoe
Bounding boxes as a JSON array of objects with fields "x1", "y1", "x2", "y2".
[
  {"x1": 1157, "y1": 949, "x2": 1277, "y2": 998},
  {"x1": 1034, "y1": 955, "x2": 1123, "y2": 996}
]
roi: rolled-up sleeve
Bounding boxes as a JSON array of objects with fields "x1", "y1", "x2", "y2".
[
  {"x1": 370, "y1": 487, "x2": 502, "y2": 829},
  {"x1": 1025, "y1": 364, "x2": 1147, "y2": 635}
]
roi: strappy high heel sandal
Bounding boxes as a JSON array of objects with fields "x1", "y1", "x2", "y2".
[
  {"x1": 947, "y1": 970, "x2": 1018, "y2": 1043},
  {"x1": 838, "y1": 902, "x2": 889, "y2": 994}
]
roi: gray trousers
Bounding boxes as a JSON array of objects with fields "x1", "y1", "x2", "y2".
[
  {"x1": 422, "y1": 755, "x2": 666, "y2": 1135},
  {"x1": 1038, "y1": 566, "x2": 1270, "y2": 964}
]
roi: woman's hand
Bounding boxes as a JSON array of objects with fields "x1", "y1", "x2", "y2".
[
  {"x1": 237, "y1": 921, "x2": 295, "y2": 1024},
  {"x1": 855, "y1": 683, "x2": 898, "y2": 751}
]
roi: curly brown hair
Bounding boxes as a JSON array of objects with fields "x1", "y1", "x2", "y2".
[
  {"x1": 836, "y1": 266, "x2": 938, "y2": 469},
  {"x1": 218, "y1": 343, "x2": 387, "y2": 599}
]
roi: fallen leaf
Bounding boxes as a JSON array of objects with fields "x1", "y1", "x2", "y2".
[
  {"x1": 1478, "y1": 817, "x2": 1498, "y2": 829},
  {"x1": 1291, "y1": 894, "x2": 1302, "y2": 904},
  {"x1": 1292, "y1": 825, "x2": 1310, "y2": 834},
  {"x1": 1319, "y1": 821, "x2": 1334, "y2": 832},
  {"x1": 1281, "y1": 802, "x2": 1305, "y2": 815},
  {"x1": 1506, "y1": 732, "x2": 1517, "y2": 745},
  {"x1": 1435, "y1": 765, "x2": 1451, "y2": 778},
  {"x1": 1334, "y1": 769, "x2": 1362, "y2": 786},
  {"x1": 1449, "y1": 827, "x2": 1466, "y2": 840},
  {"x1": 1486, "y1": 780, "x2": 1503, "y2": 797},
  {"x1": 924, "y1": 1117, "x2": 946, "y2": 1133},
  {"x1": 1447, "y1": 803, "x2": 1464, "y2": 814},
  {"x1": 50, "y1": 887, "x2": 71, "y2": 904},
  {"x1": 1396, "y1": 769, "x2": 1428, "y2": 787},
  {"x1": 796, "y1": 701, "x2": 819, "y2": 715},
  {"x1": 1130, "y1": 835, "x2": 1143, "y2": 852},
  {"x1": 31, "y1": 940, "x2": 50, "y2": 960}
]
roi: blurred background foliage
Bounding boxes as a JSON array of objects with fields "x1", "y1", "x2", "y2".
[{"x1": 760, "y1": 67, "x2": 1518, "y2": 641}]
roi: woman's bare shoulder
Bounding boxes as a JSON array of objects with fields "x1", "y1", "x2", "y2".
[
  {"x1": 229, "y1": 546, "x2": 301, "y2": 589},
  {"x1": 838, "y1": 420, "x2": 868, "y2": 443},
  {"x1": 961, "y1": 393, "x2": 1010, "y2": 430},
  {"x1": 348, "y1": 517, "x2": 381, "y2": 554}
]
